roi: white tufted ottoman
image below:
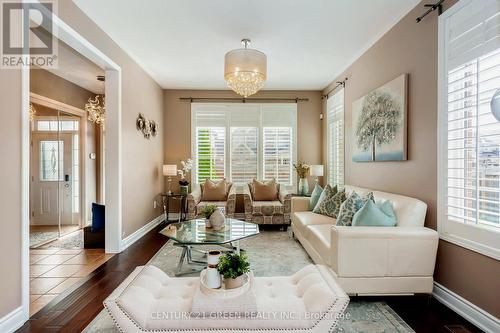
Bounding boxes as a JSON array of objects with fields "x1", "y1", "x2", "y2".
[{"x1": 104, "y1": 264, "x2": 349, "y2": 333}]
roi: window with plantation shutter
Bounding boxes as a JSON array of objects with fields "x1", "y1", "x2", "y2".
[
  {"x1": 230, "y1": 127, "x2": 258, "y2": 184},
  {"x1": 327, "y1": 88, "x2": 344, "y2": 187},
  {"x1": 192, "y1": 107, "x2": 227, "y2": 183},
  {"x1": 195, "y1": 127, "x2": 225, "y2": 183},
  {"x1": 192, "y1": 103, "x2": 297, "y2": 187},
  {"x1": 438, "y1": 0, "x2": 500, "y2": 259},
  {"x1": 263, "y1": 127, "x2": 293, "y2": 185}
]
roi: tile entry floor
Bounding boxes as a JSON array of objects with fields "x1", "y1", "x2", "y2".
[{"x1": 29, "y1": 246, "x2": 114, "y2": 316}]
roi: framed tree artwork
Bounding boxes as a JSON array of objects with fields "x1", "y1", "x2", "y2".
[{"x1": 352, "y1": 74, "x2": 408, "y2": 162}]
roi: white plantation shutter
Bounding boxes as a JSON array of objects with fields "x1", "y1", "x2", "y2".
[
  {"x1": 192, "y1": 106, "x2": 227, "y2": 183},
  {"x1": 195, "y1": 127, "x2": 225, "y2": 183},
  {"x1": 230, "y1": 127, "x2": 258, "y2": 184},
  {"x1": 327, "y1": 88, "x2": 344, "y2": 186},
  {"x1": 438, "y1": 0, "x2": 500, "y2": 259},
  {"x1": 263, "y1": 127, "x2": 293, "y2": 185},
  {"x1": 229, "y1": 105, "x2": 260, "y2": 184},
  {"x1": 262, "y1": 105, "x2": 297, "y2": 186},
  {"x1": 192, "y1": 103, "x2": 297, "y2": 186}
]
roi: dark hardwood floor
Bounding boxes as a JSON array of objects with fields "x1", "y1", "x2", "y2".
[
  {"x1": 17, "y1": 224, "x2": 483, "y2": 333},
  {"x1": 17, "y1": 223, "x2": 169, "y2": 333}
]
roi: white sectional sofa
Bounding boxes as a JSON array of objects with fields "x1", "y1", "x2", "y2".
[{"x1": 291, "y1": 185, "x2": 439, "y2": 296}]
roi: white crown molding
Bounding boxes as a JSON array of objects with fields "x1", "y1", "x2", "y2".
[
  {"x1": 433, "y1": 282, "x2": 500, "y2": 333},
  {"x1": 120, "y1": 214, "x2": 164, "y2": 251},
  {"x1": 0, "y1": 307, "x2": 25, "y2": 333}
]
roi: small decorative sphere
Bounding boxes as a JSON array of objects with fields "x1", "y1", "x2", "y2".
[{"x1": 490, "y1": 89, "x2": 500, "y2": 122}]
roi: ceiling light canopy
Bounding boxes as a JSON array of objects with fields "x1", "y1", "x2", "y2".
[{"x1": 224, "y1": 39, "x2": 267, "y2": 97}]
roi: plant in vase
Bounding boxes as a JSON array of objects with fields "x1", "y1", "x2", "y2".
[
  {"x1": 200, "y1": 204, "x2": 217, "y2": 228},
  {"x1": 177, "y1": 158, "x2": 193, "y2": 195},
  {"x1": 293, "y1": 160, "x2": 310, "y2": 195},
  {"x1": 217, "y1": 252, "x2": 250, "y2": 289}
]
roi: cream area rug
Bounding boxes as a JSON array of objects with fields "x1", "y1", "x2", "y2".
[{"x1": 83, "y1": 229, "x2": 414, "y2": 333}]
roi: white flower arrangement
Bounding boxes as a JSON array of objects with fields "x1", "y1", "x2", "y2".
[{"x1": 177, "y1": 158, "x2": 193, "y2": 184}]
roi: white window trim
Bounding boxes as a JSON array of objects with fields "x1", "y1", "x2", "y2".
[
  {"x1": 437, "y1": 0, "x2": 500, "y2": 260},
  {"x1": 326, "y1": 88, "x2": 345, "y2": 187},
  {"x1": 191, "y1": 103, "x2": 297, "y2": 188}
]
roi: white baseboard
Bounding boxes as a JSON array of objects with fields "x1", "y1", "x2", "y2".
[
  {"x1": 0, "y1": 306, "x2": 25, "y2": 333},
  {"x1": 433, "y1": 282, "x2": 500, "y2": 333},
  {"x1": 120, "y1": 214, "x2": 164, "y2": 251}
]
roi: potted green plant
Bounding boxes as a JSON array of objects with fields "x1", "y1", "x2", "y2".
[
  {"x1": 200, "y1": 204, "x2": 217, "y2": 228},
  {"x1": 217, "y1": 252, "x2": 250, "y2": 289}
]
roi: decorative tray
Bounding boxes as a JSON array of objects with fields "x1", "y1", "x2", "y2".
[{"x1": 199, "y1": 269, "x2": 253, "y2": 298}]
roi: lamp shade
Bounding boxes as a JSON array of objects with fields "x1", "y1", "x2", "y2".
[
  {"x1": 224, "y1": 39, "x2": 267, "y2": 98},
  {"x1": 163, "y1": 164, "x2": 177, "y2": 176},
  {"x1": 310, "y1": 165, "x2": 324, "y2": 177}
]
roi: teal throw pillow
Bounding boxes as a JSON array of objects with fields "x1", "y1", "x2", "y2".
[
  {"x1": 314, "y1": 186, "x2": 345, "y2": 218},
  {"x1": 309, "y1": 184, "x2": 323, "y2": 210},
  {"x1": 352, "y1": 199, "x2": 397, "y2": 227},
  {"x1": 336, "y1": 191, "x2": 374, "y2": 226}
]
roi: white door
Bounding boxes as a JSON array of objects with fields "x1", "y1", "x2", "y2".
[{"x1": 31, "y1": 133, "x2": 74, "y2": 226}]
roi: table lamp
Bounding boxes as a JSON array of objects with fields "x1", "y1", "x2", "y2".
[
  {"x1": 163, "y1": 164, "x2": 177, "y2": 194},
  {"x1": 310, "y1": 165, "x2": 324, "y2": 184}
]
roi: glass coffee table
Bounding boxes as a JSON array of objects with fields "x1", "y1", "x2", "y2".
[{"x1": 159, "y1": 218, "x2": 259, "y2": 276}]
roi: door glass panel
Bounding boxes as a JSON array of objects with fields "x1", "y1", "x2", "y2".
[{"x1": 39, "y1": 140, "x2": 63, "y2": 181}]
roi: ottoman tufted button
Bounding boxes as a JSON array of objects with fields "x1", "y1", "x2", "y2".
[{"x1": 267, "y1": 282, "x2": 272, "y2": 287}]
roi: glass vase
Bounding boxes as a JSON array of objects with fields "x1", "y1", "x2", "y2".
[{"x1": 298, "y1": 178, "x2": 309, "y2": 196}]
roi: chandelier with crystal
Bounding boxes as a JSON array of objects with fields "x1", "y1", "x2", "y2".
[
  {"x1": 29, "y1": 103, "x2": 36, "y2": 121},
  {"x1": 224, "y1": 39, "x2": 267, "y2": 98},
  {"x1": 85, "y1": 95, "x2": 105, "y2": 124}
]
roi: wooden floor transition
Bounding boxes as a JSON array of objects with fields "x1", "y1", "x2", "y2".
[{"x1": 16, "y1": 223, "x2": 484, "y2": 333}]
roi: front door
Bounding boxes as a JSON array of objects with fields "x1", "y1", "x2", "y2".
[{"x1": 31, "y1": 132, "x2": 74, "y2": 226}]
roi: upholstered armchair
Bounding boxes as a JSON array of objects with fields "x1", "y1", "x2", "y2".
[
  {"x1": 243, "y1": 182, "x2": 291, "y2": 227},
  {"x1": 186, "y1": 182, "x2": 236, "y2": 220}
]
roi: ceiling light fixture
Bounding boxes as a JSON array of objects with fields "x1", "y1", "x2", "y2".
[
  {"x1": 224, "y1": 39, "x2": 267, "y2": 98},
  {"x1": 86, "y1": 75, "x2": 106, "y2": 124},
  {"x1": 86, "y1": 95, "x2": 105, "y2": 124},
  {"x1": 29, "y1": 103, "x2": 36, "y2": 121}
]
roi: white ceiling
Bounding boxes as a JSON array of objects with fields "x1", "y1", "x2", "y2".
[
  {"x1": 73, "y1": 0, "x2": 420, "y2": 91},
  {"x1": 47, "y1": 40, "x2": 105, "y2": 94}
]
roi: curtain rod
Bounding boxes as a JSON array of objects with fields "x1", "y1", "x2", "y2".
[
  {"x1": 416, "y1": 0, "x2": 444, "y2": 23},
  {"x1": 322, "y1": 77, "x2": 348, "y2": 99},
  {"x1": 179, "y1": 97, "x2": 309, "y2": 103}
]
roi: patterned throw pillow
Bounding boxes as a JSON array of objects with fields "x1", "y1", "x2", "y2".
[
  {"x1": 336, "y1": 191, "x2": 374, "y2": 226},
  {"x1": 313, "y1": 186, "x2": 346, "y2": 218},
  {"x1": 312, "y1": 185, "x2": 337, "y2": 213}
]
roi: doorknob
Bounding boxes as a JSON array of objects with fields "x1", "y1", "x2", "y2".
[{"x1": 65, "y1": 174, "x2": 70, "y2": 182}]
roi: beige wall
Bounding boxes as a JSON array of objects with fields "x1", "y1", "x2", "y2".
[
  {"x1": 0, "y1": 69, "x2": 23, "y2": 317},
  {"x1": 163, "y1": 90, "x2": 323, "y2": 205},
  {"x1": 322, "y1": 0, "x2": 499, "y2": 318},
  {"x1": 31, "y1": 69, "x2": 99, "y2": 223},
  {"x1": 0, "y1": 0, "x2": 164, "y2": 318}
]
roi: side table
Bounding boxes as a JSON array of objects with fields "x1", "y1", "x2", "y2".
[{"x1": 161, "y1": 193, "x2": 187, "y2": 223}]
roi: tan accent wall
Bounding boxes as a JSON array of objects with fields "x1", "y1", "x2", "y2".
[
  {"x1": 163, "y1": 90, "x2": 323, "y2": 211},
  {"x1": 322, "y1": 0, "x2": 499, "y2": 318},
  {"x1": 0, "y1": 68, "x2": 23, "y2": 317},
  {"x1": 0, "y1": 0, "x2": 164, "y2": 318}
]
